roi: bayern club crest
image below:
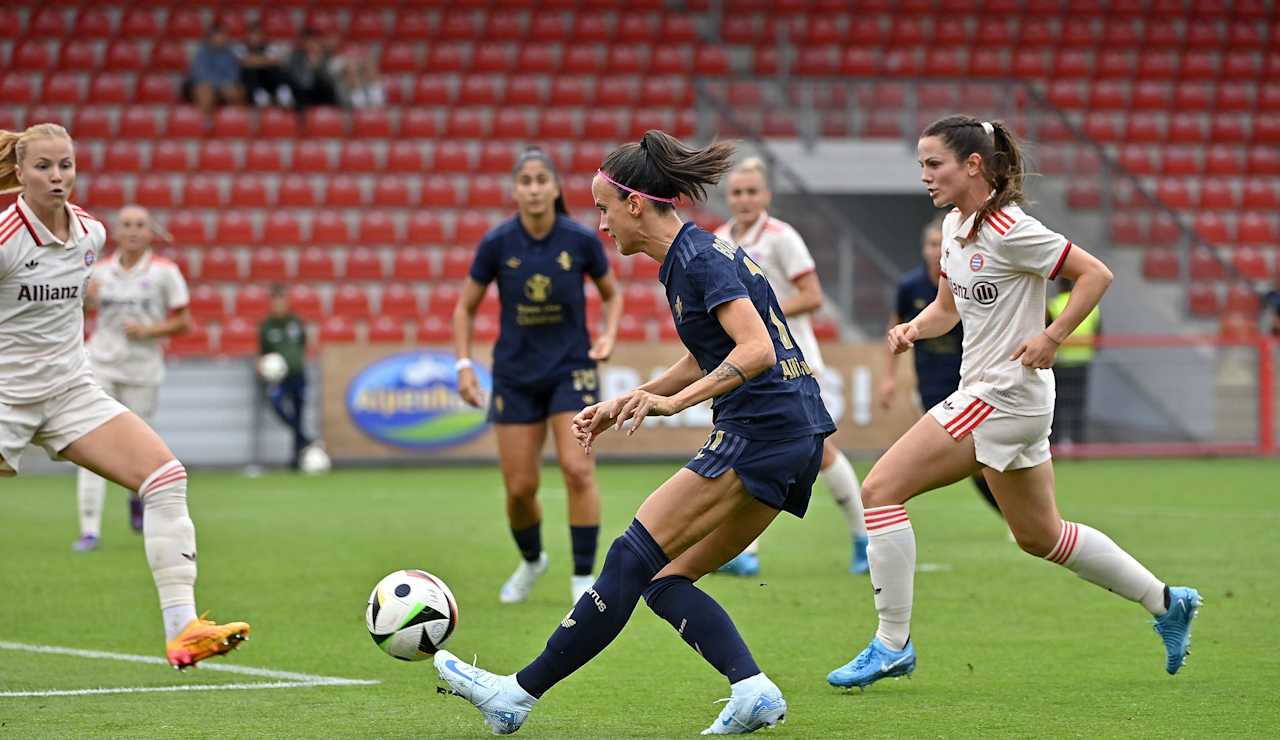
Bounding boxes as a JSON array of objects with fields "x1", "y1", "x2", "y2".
[
  {"x1": 84, "y1": 249, "x2": 95, "y2": 267},
  {"x1": 969, "y1": 253, "x2": 985, "y2": 272}
]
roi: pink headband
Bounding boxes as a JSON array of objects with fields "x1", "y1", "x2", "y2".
[{"x1": 596, "y1": 169, "x2": 678, "y2": 204}]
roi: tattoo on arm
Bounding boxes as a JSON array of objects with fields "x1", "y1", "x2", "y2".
[{"x1": 712, "y1": 361, "x2": 747, "y2": 385}]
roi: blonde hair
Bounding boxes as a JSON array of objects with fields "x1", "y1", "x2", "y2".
[
  {"x1": 0, "y1": 123, "x2": 73, "y2": 194},
  {"x1": 117, "y1": 204, "x2": 174, "y2": 245},
  {"x1": 732, "y1": 156, "x2": 769, "y2": 181}
]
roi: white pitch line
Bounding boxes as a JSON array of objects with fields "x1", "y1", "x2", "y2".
[{"x1": 0, "y1": 641, "x2": 379, "y2": 698}]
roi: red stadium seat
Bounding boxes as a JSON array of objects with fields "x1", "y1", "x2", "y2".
[
  {"x1": 294, "y1": 142, "x2": 331, "y2": 173},
  {"x1": 74, "y1": 107, "x2": 114, "y2": 139},
  {"x1": 368, "y1": 316, "x2": 408, "y2": 344},
  {"x1": 276, "y1": 177, "x2": 317, "y2": 208},
  {"x1": 1224, "y1": 284, "x2": 1260, "y2": 314},
  {"x1": 372, "y1": 179, "x2": 414, "y2": 208},
  {"x1": 216, "y1": 212, "x2": 256, "y2": 244},
  {"x1": 249, "y1": 249, "x2": 290, "y2": 281},
  {"x1": 1066, "y1": 182, "x2": 1102, "y2": 210},
  {"x1": 311, "y1": 212, "x2": 352, "y2": 247},
  {"x1": 488, "y1": 10, "x2": 526, "y2": 40},
  {"x1": 1195, "y1": 213, "x2": 1232, "y2": 245},
  {"x1": 419, "y1": 177, "x2": 460, "y2": 209},
  {"x1": 1157, "y1": 180, "x2": 1194, "y2": 209},
  {"x1": 427, "y1": 43, "x2": 468, "y2": 73},
  {"x1": 427, "y1": 283, "x2": 463, "y2": 316},
  {"x1": 168, "y1": 212, "x2": 208, "y2": 246},
  {"x1": 60, "y1": 40, "x2": 99, "y2": 71},
  {"x1": 434, "y1": 142, "x2": 473, "y2": 173},
  {"x1": 445, "y1": 109, "x2": 490, "y2": 139},
  {"x1": 259, "y1": 109, "x2": 299, "y2": 139},
  {"x1": 380, "y1": 43, "x2": 418, "y2": 74},
  {"x1": 167, "y1": 325, "x2": 213, "y2": 357},
  {"x1": 381, "y1": 142, "x2": 423, "y2": 175},
  {"x1": 120, "y1": 108, "x2": 162, "y2": 139},
  {"x1": 264, "y1": 212, "x2": 303, "y2": 243},
  {"x1": 166, "y1": 106, "x2": 204, "y2": 137},
  {"x1": 297, "y1": 247, "x2": 337, "y2": 280},
  {"x1": 229, "y1": 177, "x2": 269, "y2": 208},
  {"x1": 415, "y1": 316, "x2": 452, "y2": 344},
  {"x1": 472, "y1": 44, "x2": 515, "y2": 74},
  {"x1": 332, "y1": 284, "x2": 372, "y2": 320},
  {"x1": 1199, "y1": 180, "x2": 1237, "y2": 210},
  {"x1": 456, "y1": 213, "x2": 494, "y2": 246},
  {"x1": 381, "y1": 284, "x2": 422, "y2": 320},
  {"x1": 232, "y1": 286, "x2": 270, "y2": 323},
  {"x1": 45, "y1": 73, "x2": 85, "y2": 105},
  {"x1": 135, "y1": 178, "x2": 175, "y2": 208},
  {"x1": 400, "y1": 110, "x2": 439, "y2": 140},
  {"x1": 213, "y1": 108, "x2": 254, "y2": 138},
  {"x1": 353, "y1": 109, "x2": 395, "y2": 139},
  {"x1": 1232, "y1": 247, "x2": 1270, "y2": 279},
  {"x1": 85, "y1": 176, "x2": 126, "y2": 209},
  {"x1": 120, "y1": 8, "x2": 162, "y2": 38},
  {"x1": 287, "y1": 285, "x2": 324, "y2": 323},
  {"x1": 408, "y1": 212, "x2": 450, "y2": 244},
  {"x1": 493, "y1": 109, "x2": 534, "y2": 140},
  {"x1": 359, "y1": 212, "x2": 400, "y2": 244},
  {"x1": 584, "y1": 110, "x2": 627, "y2": 141},
  {"x1": 319, "y1": 316, "x2": 357, "y2": 345},
  {"x1": 201, "y1": 248, "x2": 242, "y2": 281},
  {"x1": 1187, "y1": 284, "x2": 1221, "y2": 317},
  {"x1": 91, "y1": 74, "x2": 132, "y2": 104},
  {"x1": 468, "y1": 177, "x2": 506, "y2": 209},
  {"x1": 164, "y1": 9, "x2": 205, "y2": 40},
  {"x1": 0, "y1": 74, "x2": 37, "y2": 104},
  {"x1": 199, "y1": 141, "x2": 238, "y2": 172},
  {"x1": 1237, "y1": 213, "x2": 1278, "y2": 246},
  {"x1": 538, "y1": 110, "x2": 579, "y2": 140},
  {"x1": 1248, "y1": 146, "x2": 1280, "y2": 175},
  {"x1": 1142, "y1": 249, "x2": 1181, "y2": 280},
  {"x1": 106, "y1": 41, "x2": 147, "y2": 72},
  {"x1": 1163, "y1": 148, "x2": 1202, "y2": 176},
  {"x1": 345, "y1": 248, "x2": 386, "y2": 280},
  {"x1": 1205, "y1": 146, "x2": 1244, "y2": 176},
  {"x1": 324, "y1": 176, "x2": 365, "y2": 207},
  {"x1": 183, "y1": 176, "x2": 224, "y2": 208},
  {"x1": 103, "y1": 142, "x2": 144, "y2": 173},
  {"x1": 1168, "y1": 114, "x2": 1206, "y2": 144},
  {"x1": 187, "y1": 285, "x2": 226, "y2": 322},
  {"x1": 394, "y1": 248, "x2": 436, "y2": 281},
  {"x1": 1190, "y1": 247, "x2": 1227, "y2": 279},
  {"x1": 1242, "y1": 181, "x2": 1280, "y2": 210},
  {"x1": 479, "y1": 143, "x2": 516, "y2": 174},
  {"x1": 304, "y1": 108, "x2": 345, "y2": 138}
]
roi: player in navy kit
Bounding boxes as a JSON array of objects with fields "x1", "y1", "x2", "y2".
[
  {"x1": 437, "y1": 131, "x2": 833, "y2": 735},
  {"x1": 881, "y1": 214, "x2": 999, "y2": 513},
  {"x1": 453, "y1": 147, "x2": 622, "y2": 605}
]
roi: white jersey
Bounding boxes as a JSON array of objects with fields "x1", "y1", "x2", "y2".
[
  {"x1": 715, "y1": 213, "x2": 823, "y2": 368},
  {"x1": 940, "y1": 203, "x2": 1072, "y2": 416},
  {"x1": 0, "y1": 196, "x2": 105, "y2": 404},
  {"x1": 87, "y1": 250, "x2": 190, "y2": 386}
]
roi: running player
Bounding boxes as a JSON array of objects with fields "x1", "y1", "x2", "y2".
[
  {"x1": 74, "y1": 205, "x2": 192, "y2": 550},
  {"x1": 827, "y1": 116, "x2": 1199, "y2": 690},
  {"x1": 0, "y1": 124, "x2": 249, "y2": 668},
  {"x1": 713, "y1": 157, "x2": 868, "y2": 576},
  {"x1": 454, "y1": 147, "x2": 621, "y2": 604},
  {"x1": 436, "y1": 131, "x2": 833, "y2": 735},
  {"x1": 880, "y1": 213, "x2": 1000, "y2": 514}
]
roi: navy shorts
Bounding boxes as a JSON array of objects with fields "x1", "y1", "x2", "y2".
[
  {"x1": 488, "y1": 367, "x2": 599, "y2": 424},
  {"x1": 685, "y1": 429, "x2": 828, "y2": 518}
]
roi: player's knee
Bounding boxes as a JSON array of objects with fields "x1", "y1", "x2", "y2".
[
  {"x1": 504, "y1": 474, "x2": 539, "y2": 502},
  {"x1": 1011, "y1": 526, "x2": 1057, "y2": 558},
  {"x1": 859, "y1": 471, "x2": 900, "y2": 509},
  {"x1": 559, "y1": 462, "x2": 595, "y2": 497}
]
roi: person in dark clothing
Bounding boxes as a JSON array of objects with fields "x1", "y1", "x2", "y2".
[
  {"x1": 286, "y1": 30, "x2": 337, "y2": 109},
  {"x1": 258, "y1": 285, "x2": 312, "y2": 469}
]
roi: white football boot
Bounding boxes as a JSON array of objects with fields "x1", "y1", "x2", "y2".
[
  {"x1": 570, "y1": 574, "x2": 594, "y2": 604},
  {"x1": 435, "y1": 650, "x2": 536, "y2": 735},
  {"x1": 499, "y1": 552, "x2": 549, "y2": 604},
  {"x1": 702, "y1": 673, "x2": 787, "y2": 735}
]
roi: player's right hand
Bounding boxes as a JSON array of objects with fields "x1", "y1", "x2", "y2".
[
  {"x1": 878, "y1": 378, "x2": 896, "y2": 410},
  {"x1": 887, "y1": 323, "x2": 919, "y2": 354},
  {"x1": 457, "y1": 367, "x2": 485, "y2": 408},
  {"x1": 572, "y1": 397, "x2": 624, "y2": 453}
]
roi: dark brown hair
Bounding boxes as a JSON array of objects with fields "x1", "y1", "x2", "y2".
[
  {"x1": 512, "y1": 146, "x2": 567, "y2": 215},
  {"x1": 599, "y1": 130, "x2": 735, "y2": 212},
  {"x1": 921, "y1": 115, "x2": 1026, "y2": 241}
]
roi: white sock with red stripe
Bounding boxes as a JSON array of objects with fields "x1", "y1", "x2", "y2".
[
  {"x1": 139, "y1": 460, "x2": 199, "y2": 640},
  {"x1": 865, "y1": 505, "x2": 915, "y2": 651},
  {"x1": 1046, "y1": 521, "x2": 1167, "y2": 616},
  {"x1": 76, "y1": 467, "x2": 107, "y2": 538},
  {"x1": 821, "y1": 451, "x2": 865, "y2": 536}
]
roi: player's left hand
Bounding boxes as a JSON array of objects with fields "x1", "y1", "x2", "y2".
[
  {"x1": 614, "y1": 390, "x2": 677, "y2": 435},
  {"x1": 124, "y1": 322, "x2": 151, "y2": 340},
  {"x1": 588, "y1": 334, "x2": 615, "y2": 362},
  {"x1": 1010, "y1": 331, "x2": 1060, "y2": 369}
]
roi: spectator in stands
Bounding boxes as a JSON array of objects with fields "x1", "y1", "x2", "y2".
[
  {"x1": 187, "y1": 24, "x2": 244, "y2": 115},
  {"x1": 286, "y1": 29, "x2": 338, "y2": 110},
  {"x1": 237, "y1": 28, "x2": 294, "y2": 109},
  {"x1": 1047, "y1": 278, "x2": 1100, "y2": 445},
  {"x1": 1265, "y1": 284, "x2": 1280, "y2": 337},
  {"x1": 259, "y1": 285, "x2": 313, "y2": 470},
  {"x1": 331, "y1": 46, "x2": 385, "y2": 110}
]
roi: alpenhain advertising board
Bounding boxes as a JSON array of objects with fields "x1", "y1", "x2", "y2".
[{"x1": 323, "y1": 342, "x2": 923, "y2": 462}]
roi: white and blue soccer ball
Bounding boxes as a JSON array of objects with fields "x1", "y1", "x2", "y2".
[
  {"x1": 366, "y1": 570, "x2": 459, "y2": 661},
  {"x1": 299, "y1": 444, "x2": 331, "y2": 475},
  {"x1": 257, "y1": 352, "x2": 288, "y2": 383}
]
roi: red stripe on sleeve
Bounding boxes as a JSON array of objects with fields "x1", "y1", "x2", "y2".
[{"x1": 1048, "y1": 241, "x2": 1073, "y2": 280}]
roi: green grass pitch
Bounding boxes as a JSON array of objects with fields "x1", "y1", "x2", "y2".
[{"x1": 2, "y1": 459, "x2": 1277, "y2": 738}]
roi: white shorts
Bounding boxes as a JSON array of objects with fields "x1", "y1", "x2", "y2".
[
  {"x1": 0, "y1": 382, "x2": 129, "y2": 475},
  {"x1": 927, "y1": 389, "x2": 1052, "y2": 472},
  {"x1": 95, "y1": 374, "x2": 159, "y2": 421}
]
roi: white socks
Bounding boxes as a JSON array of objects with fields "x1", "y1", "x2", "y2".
[
  {"x1": 139, "y1": 460, "x2": 199, "y2": 638},
  {"x1": 821, "y1": 451, "x2": 866, "y2": 537},
  {"x1": 76, "y1": 467, "x2": 107, "y2": 538},
  {"x1": 1046, "y1": 521, "x2": 1167, "y2": 616},
  {"x1": 163, "y1": 605, "x2": 199, "y2": 641},
  {"x1": 865, "y1": 505, "x2": 915, "y2": 651}
]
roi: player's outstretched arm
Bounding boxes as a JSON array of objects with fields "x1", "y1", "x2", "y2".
[
  {"x1": 889, "y1": 277, "x2": 960, "y2": 353},
  {"x1": 1012, "y1": 244, "x2": 1113, "y2": 369},
  {"x1": 452, "y1": 278, "x2": 488, "y2": 408}
]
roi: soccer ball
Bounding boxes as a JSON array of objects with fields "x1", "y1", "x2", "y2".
[
  {"x1": 366, "y1": 570, "x2": 459, "y2": 661},
  {"x1": 257, "y1": 352, "x2": 288, "y2": 383},
  {"x1": 299, "y1": 445, "x2": 331, "y2": 475}
]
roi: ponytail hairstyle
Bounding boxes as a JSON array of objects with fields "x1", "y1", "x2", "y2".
[
  {"x1": 599, "y1": 130, "x2": 735, "y2": 212},
  {"x1": 0, "y1": 123, "x2": 73, "y2": 194},
  {"x1": 512, "y1": 146, "x2": 567, "y2": 215},
  {"x1": 921, "y1": 115, "x2": 1026, "y2": 242}
]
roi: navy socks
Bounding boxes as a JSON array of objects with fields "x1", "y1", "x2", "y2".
[
  {"x1": 511, "y1": 523, "x2": 542, "y2": 563},
  {"x1": 516, "y1": 520, "x2": 668, "y2": 697},
  {"x1": 644, "y1": 575, "x2": 761, "y2": 684},
  {"x1": 569, "y1": 525, "x2": 599, "y2": 576}
]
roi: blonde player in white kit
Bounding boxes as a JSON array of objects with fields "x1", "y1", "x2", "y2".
[
  {"x1": 714, "y1": 158, "x2": 868, "y2": 575},
  {"x1": 73, "y1": 205, "x2": 193, "y2": 551},
  {"x1": 827, "y1": 116, "x2": 1200, "y2": 690},
  {"x1": 0, "y1": 124, "x2": 249, "y2": 669}
]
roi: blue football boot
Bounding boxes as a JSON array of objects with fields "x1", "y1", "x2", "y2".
[
  {"x1": 827, "y1": 637, "x2": 916, "y2": 690},
  {"x1": 850, "y1": 534, "x2": 869, "y2": 574},
  {"x1": 1153, "y1": 586, "x2": 1201, "y2": 675},
  {"x1": 718, "y1": 552, "x2": 760, "y2": 577}
]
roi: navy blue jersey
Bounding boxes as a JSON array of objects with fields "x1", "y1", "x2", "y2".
[
  {"x1": 895, "y1": 266, "x2": 964, "y2": 402},
  {"x1": 660, "y1": 223, "x2": 835, "y2": 440},
  {"x1": 469, "y1": 215, "x2": 609, "y2": 384}
]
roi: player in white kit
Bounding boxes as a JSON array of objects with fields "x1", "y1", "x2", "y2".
[
  {"x1": 714, "y1": 158, "x2": 868, "y2": 575},
  {"x1": 827, "y1": 116, "x2": 1199, "y2": 690},
  {"x1": 0, "y1": 124, "x2": 248, "y2": 669},
  {"x1": 73, "y1": 205, "x2": 193, "y2": 551}
]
